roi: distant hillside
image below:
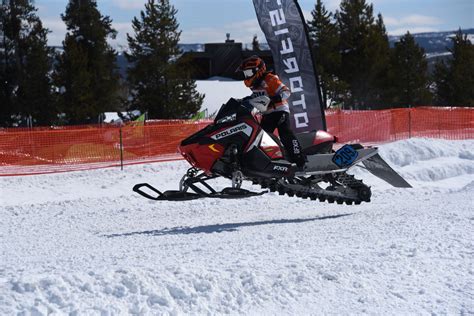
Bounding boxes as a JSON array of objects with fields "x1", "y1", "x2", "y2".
[
  {"x1": 388, "y1": 28, "x2": 474, "y2": 58},
  {"x1": 174, "y1": 29, "x2": 474, "y2": 57},
  {"x1": 388, "y1": 28, "x2": 474, "y2": 72}
]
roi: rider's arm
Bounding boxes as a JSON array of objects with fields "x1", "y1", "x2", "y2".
[{"x1": 266, "y1": 74, "x2": 291, "y2": 104}]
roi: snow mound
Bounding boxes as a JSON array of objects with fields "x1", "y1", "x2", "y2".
[
  {"x1": 401, "y1": 157, "x2": 474, "y2": 182},
  {"x1": 459, "y1": 180, "x2": 474, "y2": 192},
  {"x1": 361, "y1": 138, "x2": 474, "y2": 188},
  {"x1": 378, "y1": 138, "x2": 474, "y2": 167},
  {"x1": 459, "y1": 149, "x2": 474, "y2": 160}
]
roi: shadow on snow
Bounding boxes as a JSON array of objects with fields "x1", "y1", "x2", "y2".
[{"x1": 105, "y1": 213, "x2": 353, "y2": 238}]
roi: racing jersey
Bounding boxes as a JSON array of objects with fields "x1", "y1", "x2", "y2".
[{"x1": 249, "y1": 72, "x2": 291, "y2": 115}]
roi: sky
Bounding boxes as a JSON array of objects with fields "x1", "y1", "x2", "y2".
[{"x1": 36, "y1": 0, "x2": 474, "y2": 49}]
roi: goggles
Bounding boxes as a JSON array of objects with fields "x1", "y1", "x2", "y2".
[{"x1": 243, "y1": 69, "x2": 255, "y2": 78}]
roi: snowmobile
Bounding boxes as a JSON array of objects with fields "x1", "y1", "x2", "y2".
[{"x1": 133, "y1": 96, "x2": 411, "y2": 204}]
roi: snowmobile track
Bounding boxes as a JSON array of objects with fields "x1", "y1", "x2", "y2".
[{"x1": 252, "y1": 173, "x2": 370, "y2": 205}]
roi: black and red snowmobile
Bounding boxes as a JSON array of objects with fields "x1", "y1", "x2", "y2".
[{"x1": 133, "y1": 96, "x2": 411, "y2": 204}]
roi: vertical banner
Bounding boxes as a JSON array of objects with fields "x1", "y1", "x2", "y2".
[{"x1": 252, "y1": 0, "x2": 326, "y2": 132}]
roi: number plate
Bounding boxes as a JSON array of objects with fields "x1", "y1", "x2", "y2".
[{"x1": 332, "y1": 145, "x2": 359, "y2": 168}]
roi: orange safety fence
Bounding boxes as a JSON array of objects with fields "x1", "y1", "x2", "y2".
[
  {"x1": 326, "y1": 107, "x2": 474, "y2": 143},
  {"x1": 0, "y1": 121, "x2": 210, "y2": 176},
  {"x1": 0, "y1": 107, "x2": 473, "y2": 176}
]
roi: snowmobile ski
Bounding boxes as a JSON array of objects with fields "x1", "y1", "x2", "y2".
[
  {"x1": 133, "y1": 183, "x2": 202, "y2": 201},
  {"x1": 133, "y1": 183, "x2": 266, "y2": 201},
  {"x1": 133, "y1": 168, "x2": 267, "y2": 202}
]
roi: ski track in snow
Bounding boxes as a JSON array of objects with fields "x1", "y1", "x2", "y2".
[{"x1": 0, "y1": 138, "x2": 473, "y2": 315}]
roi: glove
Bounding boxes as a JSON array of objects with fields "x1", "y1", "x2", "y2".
[
  {"x1": 249, "y1": 95, "x2": 271, "y2": 112},
  {"x1": 270, "y1": 95, "x2": 282, "y2": 104}
]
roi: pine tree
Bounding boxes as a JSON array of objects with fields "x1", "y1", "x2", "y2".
[
  {"x1": 434, "y1": 29, "x2": 474, "y2": 106},
  {"x1": 0, "y1": 0, "x2": 54, "y2": 126},
  {"x1": 369, "y1": 13, "x2": 391, "y2": 107},
  {"x1": 308, "y1": 0, "x2": 347, "y2": 108},
  {"x1": 0, "y1": 1, "x2": 15, "y2": 125},
  {"x1": 336, "y1": 0, "x2": 390, "y2": 109},
  {"x1": 17, "y1": 16, "x2": 55, "y2": 125},
  {"x1": 54, "y1": 0, "x2": 120, "y2": 124},
  {"x1": 433, "y1": 61, "x2": 451, "y2": 105},
  {"x1": 125, "y1": 0, "x2": 203, "y2": 119},
  {"x1": 387, "y1": 32, "x2": 431, "y2": 107}
]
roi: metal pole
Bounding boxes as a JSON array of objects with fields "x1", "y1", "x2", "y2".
[
  {"x1": 438, "y1": 109, "x2": 441, "y2": 139},
  {"x1": 119, "y1": 128, "x2": 124, "y2": 171},
  {"x1": 407, "y1": 105, "x2": 411, "y2": 139}
]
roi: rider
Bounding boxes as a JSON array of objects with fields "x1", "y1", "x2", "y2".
[{"x1": 237, "y1": 55, "x2": 306, "y2": 168}]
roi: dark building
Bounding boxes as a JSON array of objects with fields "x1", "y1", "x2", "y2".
[{"x1": 183, "y1": 34, "x2": 273, "y2": 80}]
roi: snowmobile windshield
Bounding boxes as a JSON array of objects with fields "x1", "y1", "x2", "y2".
[{"x1": 214, "y1": 98, "x2": 253, "y2": 124}]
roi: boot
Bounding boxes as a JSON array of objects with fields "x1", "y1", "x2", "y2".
[{"x1": 293, "y1": 153, "x2": 307, "y2": 169}]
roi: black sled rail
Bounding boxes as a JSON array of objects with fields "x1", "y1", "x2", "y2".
[
  {"x1": 133, "y1": 183, "x2": 202, "y2": 201},
  {"x1": 133, "y1": 183, "x2": 265, "y2": 201},
  {"x1": 133, "y1": 171, "x2": 266, "y2": 201}
]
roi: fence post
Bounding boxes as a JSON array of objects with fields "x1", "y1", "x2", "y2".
[
  {"x1": 408, "y1": 106, "x2": 412, "y2": 139},
  {"x1": 438, "y1": 108, "x2": 441, "y2": 139},
  {"x1": 27, "y1": 115, "x2": 33, "y2": 129},
  {"x1": 119, "y1": 128, "x2": 124, "y2": 171}
]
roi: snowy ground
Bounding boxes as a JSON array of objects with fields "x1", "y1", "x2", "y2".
[
  {"x1": 0, "y1": 138, "x2": 473, "y2": 315},
  {"x1": 196, "y1": 77, "x2": 248, "y2": 116}
]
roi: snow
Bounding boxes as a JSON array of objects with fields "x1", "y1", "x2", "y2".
[
  {"x1": 1, "y1": 138, "x2": 473, "y2": 314},
  {"x1": 196, "y1": 77, "x2": 249, "y2": 116},
  {"x1": 103, "y1": 110, "x2": 141, "y2": 124},
  {"x1": 426, "y1": 51, "x2": 452, "y2": 59}
]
